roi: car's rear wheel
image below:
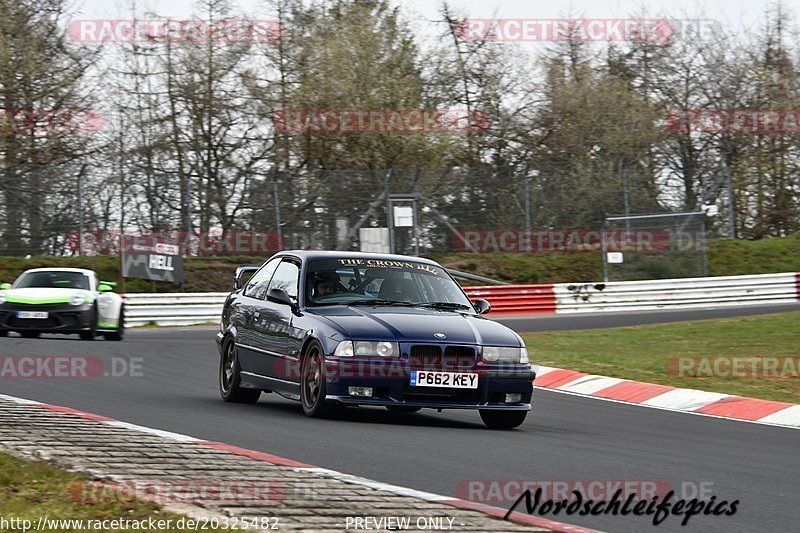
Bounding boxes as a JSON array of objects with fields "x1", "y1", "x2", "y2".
[
  {"x1": 219, "y1": 337, "x2": 260, "y2": 403},
  {"x1": 20, "y1": 331, "x2": 40, "y2": 339},
  {"x1": 386, "y1": 406, "x2": 422, "y2": 413},
  {"x1": 104, "y1": 308, "x2": 125, "y2": 341},
  {"x1": 0, "y1": 330, "x2": 8, "y2": 337},
  {"x1": 479, "y1": 409, "x2": 528, "y2": 429},
  {"x1": 301, "y1": 341, "x2": 332, "y2": 418}
]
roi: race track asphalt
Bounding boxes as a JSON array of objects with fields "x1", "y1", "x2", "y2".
[{"x1": 1, "y1": 305, "x2": 798, "y2": 533}]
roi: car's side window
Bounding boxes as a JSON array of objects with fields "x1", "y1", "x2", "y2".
[
  {"x1": 268, "y1": 260, "x2": 300, "y2": 301},
  {"x1": 244, "y1": 258, "x2": 281, "y2": 299}
]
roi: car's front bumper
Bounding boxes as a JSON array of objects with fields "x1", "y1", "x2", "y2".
[
  {"x1": 0, "y1": 303, "x2": 94, "y2": 332},
  {"x1": 323, "y1": 359, "x2": 535, "y2": 410}
]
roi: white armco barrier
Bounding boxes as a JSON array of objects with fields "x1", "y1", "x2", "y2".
[
  {"x1": 123, "y1": 292, "x2": 228, "y2": 327},
  {"x1": 122, "y1": 272, "x2": 800, "y2": 326},
  {"x1": 553, "y1": 272, "x2": 799, "y2": 313}
]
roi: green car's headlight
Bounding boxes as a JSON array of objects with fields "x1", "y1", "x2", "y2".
[
  {"x1": 482, "y1": 346, "x2": 529, "y2": 364},
  {"x1": 70, "y1": 294, "x2": 86, "y2": 306}
]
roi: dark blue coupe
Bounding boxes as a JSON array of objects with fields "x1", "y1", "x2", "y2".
[{"x1": 216, "y1": 251, "x2": 535, "y2": 428}]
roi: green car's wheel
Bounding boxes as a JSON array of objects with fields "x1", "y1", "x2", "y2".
[
  {"x1": 79, "y1": 306, "x2": 97, "y2": 341},
  {"x1": 104, "y1": 308, "x2": 125, "y2": 341}
]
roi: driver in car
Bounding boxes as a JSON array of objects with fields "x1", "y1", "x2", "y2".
[{"x1": 313, "y1": 271, "x2": 339, "y2": 298}]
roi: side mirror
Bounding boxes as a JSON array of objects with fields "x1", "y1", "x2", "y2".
[
  {"x1": 267, "y1": 287, "x2": 294, "y2": 306},
  {"x1": 474, "y1": 299, "x2": 491, "y2": 315},
  {"x1": 0, "y1": 283, "x2": 9, "y2": 290},
  {"x1": 235, "y1": 264, "x2": 261, "y2": 290},
  {"x1": 98, "y1": 284, "x2": 113, "y2": 293}
]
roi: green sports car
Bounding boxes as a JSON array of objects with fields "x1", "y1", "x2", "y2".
[{"x1": 0, "y1": 268, "x2": 125, "y2": 340}]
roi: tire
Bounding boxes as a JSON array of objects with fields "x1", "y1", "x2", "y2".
[
  {"x1": 219, "y1": 337, "x2": 261, "y2": 403},
  {"x1": 300, "y1": 340, "x2": 333, "y2": 418},
  {"x1": 386, "y1": 406, "x2": 422, "y2": 413},
  {"x1": 104, "y1": 308, "x2": 125, "y2": 341},
  {"x1": 479, "y1": 409, "x2": 528, "y2": 430},
  {"x1": 79, "y1": 306, "x2": 97, "y2": 341},
  {"x1": 0, "y1": 330, "x2": 7, "y2": 337},
  {"x1": 20, "y1": 331, "x2": 40, "y2": 339}
]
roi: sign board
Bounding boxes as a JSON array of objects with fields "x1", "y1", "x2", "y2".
[
  {"x1": 359, "y1": 228, "x2": 390, "y2": 253},
  {"x1": 121, "y1": 236, "x2": 185, "y2": 283},
  {"x1": 393, "y1": 206, "x2": 413, "y2": 227},
  {"x1": 607, "y1": 252, "x2": 624, "y2": 264}
]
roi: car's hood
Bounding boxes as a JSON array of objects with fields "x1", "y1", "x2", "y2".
[
  {"x1": 0, "y1": 287, "x2": 93, "y2": 305},
  {"x1": 309, "y1": 306, "x2": 522, "y2": 346}
]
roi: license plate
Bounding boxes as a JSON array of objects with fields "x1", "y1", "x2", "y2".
[
  {"x1": 410, "y1": 371, "x2": 478, "y2": 389},
  {"x1": 16, "y1": 311, "x2": 48, "y2": 319}
]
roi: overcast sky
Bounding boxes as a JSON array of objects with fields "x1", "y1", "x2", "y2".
[{"x1": 74, "y1": 0, "x2": 787, "y2": 33}]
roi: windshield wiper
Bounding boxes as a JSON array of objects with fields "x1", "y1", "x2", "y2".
[
  {"x1": 348, "y1": 299, "x2": 417, "y2": 307},
  {"x1": 415, "y1": 302, "x2": 473, "y2": 310}
]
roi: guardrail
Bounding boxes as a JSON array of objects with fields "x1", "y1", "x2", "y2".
[
  {"x1": 123, "y1": 272, "x2": 800, "y2": 326},
  {"x1": 124, "y1": 292, "x2": 227, "y2": 327}
]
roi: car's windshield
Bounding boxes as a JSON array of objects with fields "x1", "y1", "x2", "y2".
[
  {"x1": 305, "y1": 257, "x2": 474, "y2": 311},
  {"x1": 14, "y1": 271, "x2": 90, "y2": 290}
]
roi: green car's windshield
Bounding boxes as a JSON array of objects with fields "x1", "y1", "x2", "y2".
[
  {"x1": 14, "y1": 271, "x2": 90, "y2": 290},
  {"x1": 305, "y1": 257, "x2": 475, "y2": 312}
]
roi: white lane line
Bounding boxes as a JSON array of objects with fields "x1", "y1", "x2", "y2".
[
  {"x1": 0, "y1": 393, "x2": 42, "y2": 405},
  {"x1": 103, "y1": 420, "x2": 205, "y2": 443},
  {"x1": 296, "y1": 467, "x2": 446, "y2": 502}
]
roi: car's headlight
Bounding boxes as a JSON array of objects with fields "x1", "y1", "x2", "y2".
[
  {"x1": 333, "y1": 340, "x2": 399, "y2": 357},
  {"x1": 333, "y1": 341, "x2": 354, "y2": 357},
  {"x1": 70, "y1": 294, "x2": 86, "y2": 306},
  {"x1": 482, "y1": 346, "x2": 528, "y2": 364}
]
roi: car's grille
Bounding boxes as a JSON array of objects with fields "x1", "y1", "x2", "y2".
[
  {"x1": 410, "y1": 345, "x2": 475, "y2": 369},
  {"x1": 402, "y1": 386, "x2": 480, "y2": 403},
  {"x1": 9, "y1": 317, "x2": 59, "y2": 329},
  {"x1": 410, "y1": 345, "x2": 442, "y2": 368},
  {"x1": 443, "y1": 346, "x2": 476, "y2": 368}
]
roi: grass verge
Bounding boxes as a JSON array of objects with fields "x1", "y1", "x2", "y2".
[
  {"x1": 521, "y1": 312, "x2": 800, "y2": 404},
  {"x1": 0, "y1": 451, "x2": 226, "y2": 532}
]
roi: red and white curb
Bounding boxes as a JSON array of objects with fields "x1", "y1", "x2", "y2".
[
  {"x1": 534, "y1": 366, "x2": 800, "y2": 429},
  {"x1": 0, "y1": 392, "x2": 595, "y2": 533}
]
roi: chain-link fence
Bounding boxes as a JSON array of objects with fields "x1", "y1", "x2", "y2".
[
  {"x1": 1, "y1": 160, "x2": 732, "y2": 284},
  {"x1": 601, "y1": 212, "x2": 708, "y2": 281}
]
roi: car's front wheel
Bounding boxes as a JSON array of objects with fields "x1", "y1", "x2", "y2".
[
  {"x1": 79, "y1": 306, "x2": 97, "y2": 341},
  {"x1": 0, "y1": 330, "x2": 8, "y2": 337},
  {"x1": 301, "y1": 341, "x2": 332, "y2": 418},
  {"x1": 479, "y1": 409, "x2": 528, "y2": 429},
  {"x1": 20, "y1": 331, "x2": 40, "y2": 339},
  {"x1": 219, "y1": 337, "x2": 260, "y2": 403},
  {"x1": 104, "y1": 308, "x2": 125, "y2": 341}
]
